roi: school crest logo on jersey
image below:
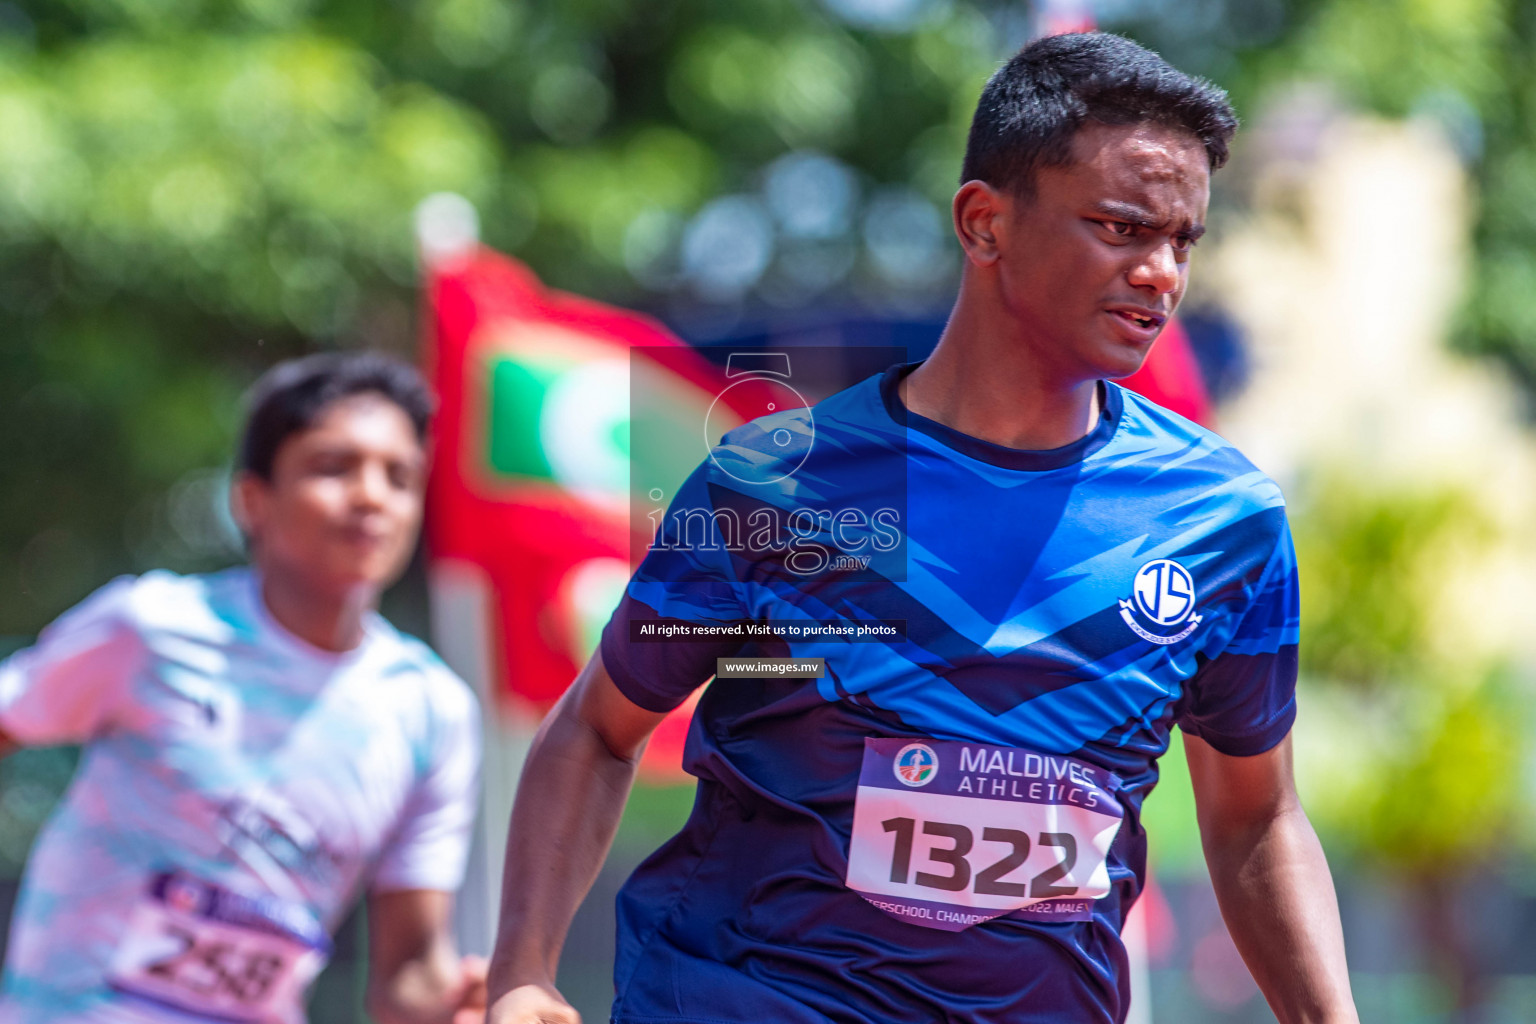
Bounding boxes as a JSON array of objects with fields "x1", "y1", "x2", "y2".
[
  {"x1": 1118, "y1": 558, "x2": 1202, "y2": 645},
  {"x1": 892, "y1": 743, "x2": 938, "y2": 787}
]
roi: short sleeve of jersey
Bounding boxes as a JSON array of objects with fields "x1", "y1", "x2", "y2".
[
  {"x1": 600, "y1": 461, "x2": 753, "y2": 714},
  {"x1": 371, "y1": 666, "x2": 482, "y2": 893},
  {"x1": 0, "y1": 576, "x2": 142, "y2": 746},
  {"x1": 1176, "y1": 519, "x2": 1300, "y2": 757}
]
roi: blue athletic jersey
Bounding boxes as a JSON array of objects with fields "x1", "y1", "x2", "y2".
[{"x1": 600, "y1": 363, "x2": 1299, "y2": 1024}]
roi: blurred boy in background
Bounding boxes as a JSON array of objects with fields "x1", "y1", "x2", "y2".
[{"x1": 0, "y1": 352, "x2": 485, "y2": 1024}]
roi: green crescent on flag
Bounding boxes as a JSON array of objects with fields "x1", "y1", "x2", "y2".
[{"x1": 478, "y1": 322, "x2": 733, "y2": 519}]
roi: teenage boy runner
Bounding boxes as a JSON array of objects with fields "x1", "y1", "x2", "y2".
[
  {"x1": 0, "y1": 353, "x2": 487, "y2": 1024},
  {"x1": 487, "y1": 32, "x2": 1358, "y2": 1024}
]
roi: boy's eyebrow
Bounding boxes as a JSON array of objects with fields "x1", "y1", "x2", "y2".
[
  {"x1": 301, "y1": 442, "x2": 424, "y2": 465},
  {"x1": 1090, "y1": 200, "x2": 1205, "y2": 238},
  {"x1": 1091, "y1": 200, "x2": 1155, "y2": 224}
]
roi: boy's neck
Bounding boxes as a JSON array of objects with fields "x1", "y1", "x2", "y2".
[
  {"x1": 902, "y1": 295, "x2": 1101, "y2": 451},
  {"x1": 257, "y1": 568, "x2": 376, "y2": 654}
]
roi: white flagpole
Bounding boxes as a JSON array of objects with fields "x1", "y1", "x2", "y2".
[{"x1": 415, "y1": 194, "x2": 537, "y2": 956}]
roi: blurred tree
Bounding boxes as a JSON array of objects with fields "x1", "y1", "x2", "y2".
[
  {"x1": 0, "y1": 7, "x2": 508, "y2": 631},
  {"x1": 1100, "y1": 0, "x2": 1536, "y2": 406},
  {"x1": 1289, "y1": 473, "x2": 1526, "y2": 1020},
  {"x1": 0, "y1": 0, "x2": 1003, "y2": 635},
  {"x1": 1279, "y1": 0, "x2": 1536, "y2": 405},
  {"x1": 1454, "y1": 3, "x2": 1536, "y2": 399}
]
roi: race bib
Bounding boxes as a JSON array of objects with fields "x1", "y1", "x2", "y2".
[
  {"x1": 845, "y1": 738, "x2": 1124, "y2": 932},
  {"x1": 108, "y1": 871, "x2": 331, "y2": 1023}
]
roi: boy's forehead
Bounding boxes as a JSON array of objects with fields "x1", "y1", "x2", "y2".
[
  {"x1": 1063, "y1": 122, "x2": 1209, "y2": 187},
  {"x1": 307, "y1": 392, "x2": 415, "y2": 432},
  {"x1": 1034, "y1": 121, "x2": 1211, "y2": 216},
  {"x1": 277, "y1": 393, "x2": 424, "y2": 456}
]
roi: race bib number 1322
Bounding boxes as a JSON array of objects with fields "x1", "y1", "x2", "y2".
[{"x1": 845, "y1": 738, "x2": 1124, "y2": 932}]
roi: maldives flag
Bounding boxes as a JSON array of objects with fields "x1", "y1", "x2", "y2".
[{"x1": 422, "y1": 245, "x2": 746, "y2": 777}]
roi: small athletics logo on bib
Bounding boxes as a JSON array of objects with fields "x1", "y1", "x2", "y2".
[
  {"x1": 1118, "y1": 559, "x2": 1201, "y2": 645},
  {"x1": 163, "y1": 876, "x2": 204, "y2": 914},
  {"x1": 893, "y1": 743, "x2": 938, "y2": 787}
]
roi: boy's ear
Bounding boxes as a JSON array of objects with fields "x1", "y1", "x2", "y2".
[
  {"x1": 230, "y1": 471, "x2": 264, "y2": 545},
  {"x1": 953, "y1": 179, "x2": 1011, "y2": 268}
]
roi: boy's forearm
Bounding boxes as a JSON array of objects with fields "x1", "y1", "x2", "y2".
[
  {"x1": 1202, "y1": 804, "x2": 1358, "y2": 1024},
  {"x1": 486, "y1": 698, "x2": 642, "y2": 992}
]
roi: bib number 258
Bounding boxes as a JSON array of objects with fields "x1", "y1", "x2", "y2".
[
  {"x1": 882, "y1": 817, "x2": 1079, "y2": 898},
  {"x1": 109, "y1": 873, "x2": 327, "y2": 1022},
  {"x1": 143, "y1": 923, "x2": 287, "y2": 1005}
]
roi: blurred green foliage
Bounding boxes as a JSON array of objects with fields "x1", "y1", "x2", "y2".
[
  {"x1": 1297, "y1": 482, "x2": 1490, "y2": 686},
  {"x1": 0, "y1": 0, "x2": 996, "y2": 634},
  {"x1": 1288, "y1": 473, "x2": 1527, "y2": 874},
  {"x1": 1114, "y1": 0, "x2": 1536, "y2": 400}
]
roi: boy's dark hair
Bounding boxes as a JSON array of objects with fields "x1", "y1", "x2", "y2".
[
  {"x1": 961, "y1": 32, "x2": 1238, "y2": 197},
  {"x1": 238, "y1": 351, "x2": 434, "y2": 480}
]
